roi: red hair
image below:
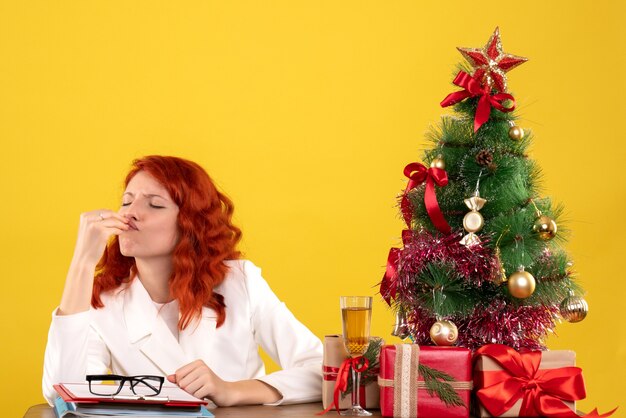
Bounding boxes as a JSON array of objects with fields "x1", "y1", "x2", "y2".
[{"x1": 92, "y1": 155, "x2": 242, "y2": 329}]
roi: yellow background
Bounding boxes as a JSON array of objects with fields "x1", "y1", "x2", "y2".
[{"x1": 1, "y1": 1, "x2": 624, "y2": 416}]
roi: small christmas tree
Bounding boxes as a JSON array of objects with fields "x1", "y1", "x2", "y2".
[{"x1": 381, "y1": 27, "x2": 588, "y2": 351}]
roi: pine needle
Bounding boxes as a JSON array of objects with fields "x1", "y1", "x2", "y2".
[{"x1": 418, "y1": 364, "x2": 466, "y2": 408}]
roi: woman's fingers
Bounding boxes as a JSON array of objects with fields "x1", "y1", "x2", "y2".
[
  {"x1": 193, "y1": 384, "x2": 212, "y2": 400},
  {"x1": 184, "y1": 378, "x2": 207, "y2": 398},
  {"x1": 84, "y1": 209, "x2": 129, "y2": 233},
  {"x1": 72, "y1": 209, "x2": 130, "y2": 265},
  {"x1": 172, "y1": 362, "x2": 194, "y2": 384},
  {"x1": 170, "y1": 360, "x2": 241, "y2": 405},
  {"x1": 99, "y1": 217, "x2": 130, "y2": 232},
  {"x1": 92, "y1": 209, "x2": 128, "y2": 224},
  {"x1": 176, "y1": 364, "x2": 206, "y2": 389},
  {"x1": 172, "y1": 360, "x2": 221, "y2": 400}
]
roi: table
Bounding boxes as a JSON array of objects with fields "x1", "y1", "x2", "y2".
[
  {"x1": 24, "y1": 403, "x2": 586, "y2": 417},
  {"x1": 24, "y1": 402, "x2": 384, "y2": 417}
]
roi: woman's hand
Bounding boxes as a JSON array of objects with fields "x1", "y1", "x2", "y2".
[
  {"x1": 167, "y1": 360, "x2": 233, "y2": 405},
  {"x1": 168, "y1": 360, "x2": 282, "y2": 406},
  {"x1": 58, "y1": 209, "x2": 129, "y2": 316},
  {"x1": 72, "y1": 209, "x2": 129, "y2": 266}
]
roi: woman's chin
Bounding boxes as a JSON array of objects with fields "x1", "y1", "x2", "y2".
[{"x1": 118, "y1": 242, "x2": 136, "y2": 257}]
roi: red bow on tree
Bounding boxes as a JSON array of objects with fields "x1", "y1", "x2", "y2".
[
  {"x1": 475, "y1": 344, "x2": 617, "y2": 418},
  {"x1": 379, "y1": 230, "x2": 412, "y2": 305},
  {"x1": 400, "y1": 162, "x2": 451, "y2": 234},
  {"x1": 382, "y1": 163, "x2": 450, "y2": 306},
  {"x1": 440, "y1": 71, "x2": 516, "y2": 132}
]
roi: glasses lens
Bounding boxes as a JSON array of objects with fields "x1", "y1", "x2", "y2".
[
  {"x1": 88, "y1": 377, "x2": 124, "y2": 396},
  {"x1": 130, "y1": 376, "x2": 164, "y2": 396}
]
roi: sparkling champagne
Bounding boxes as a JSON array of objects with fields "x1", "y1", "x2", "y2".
[
  {"x1": 339, "y1": 296, "x2": 373, "y2": 416},
  {"x1": 341, "y1": 307, "x2": 371, "y2": 356}
]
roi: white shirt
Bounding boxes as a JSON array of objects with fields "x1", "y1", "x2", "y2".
[
  {"x1": 152, "y1": 300, "x2": 179, "y2": 341},
  {"x1": 42, "y1": 260, "x2": 323, "y2": 405}
]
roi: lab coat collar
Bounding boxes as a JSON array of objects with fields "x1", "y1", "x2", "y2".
[{"x1": 123, "y1": 277, "x2": 218, "y2": 375}]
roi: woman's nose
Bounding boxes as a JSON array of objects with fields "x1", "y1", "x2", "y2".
[{"x1": 120, "y1": 201, "x2": 140, "y2": 220}]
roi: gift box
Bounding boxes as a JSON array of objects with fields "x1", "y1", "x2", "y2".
[
  {"x1": 322, "y1": 335, "x2": 381, "y2": 410},
  {"x1": 378, "y1": 344, "x2": 472, "y2": 418},
  {"x1": 473, "y1": 344, "x2": 586, "y2": 417}
]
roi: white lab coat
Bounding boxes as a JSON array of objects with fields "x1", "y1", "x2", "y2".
[{"x1": 42, "y1": 260, "x2": 323, "y2": 406}]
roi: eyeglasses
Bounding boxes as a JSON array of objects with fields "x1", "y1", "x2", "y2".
[{"x1": 86, "y1": 374, "x2": 165, "y2": 397}]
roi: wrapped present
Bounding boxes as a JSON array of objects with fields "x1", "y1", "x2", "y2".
[
  {"x1": 473, "y1": 344, "x2": 586, "y2": 417},
  {"x1": 378, "y1": 344, "x2": 472, "y2": 418},
  {"x1": 322, "y1": 335, "x2": 381, "y2": 411}
]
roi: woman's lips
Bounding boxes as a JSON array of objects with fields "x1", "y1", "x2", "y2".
[{"x1": 127, "y1": 220, "x2": 139, "y2": 230}]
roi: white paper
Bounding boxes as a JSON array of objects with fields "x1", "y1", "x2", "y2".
[{"x1": 63, "y1": 383, "x2": 205, "y2": 403}]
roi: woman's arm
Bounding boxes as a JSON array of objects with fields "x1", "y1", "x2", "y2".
[
  {"x1": 168, "y1": 261, "x2": 322, "y2": 406},
  {"x1": 42, "y1": 209, "x2": 127, "y2": 404},
  {"x1": 245, "y1": 261, "x2": 323, "y2": 405},
  {"x1": 42, "y1": 309, "x2": 111, "y2": 405},
  {"x1": 59, "y1": 210, "x2": 129, "y2": 315},
  {"x1": 167, "y1": 360, "x2": 282, "y2": 406}
]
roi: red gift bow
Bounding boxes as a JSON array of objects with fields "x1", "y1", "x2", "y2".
[
  {"x1": 440, "y1": 71, "x2": 516, "y2": 132},
  {"x1": 318, "y1": 356, "x2": 370, "y2": 415},
  {"x1": 380, "y1": 230, "x2": 412, "y2": 306},
  {"x1": 475, "y1": 344, "x2": 617, "y2": 418},
  {"x1": 400, "y1": 162, "x2": 451, "y2": 234}
]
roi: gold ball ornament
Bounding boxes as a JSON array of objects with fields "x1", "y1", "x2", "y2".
[
  {"x1": 533, "y1": 215, "x2": 558, "y2": 240},
  {"x1": 430, "y1": 157, "x2": 445, "y2": 170},
  {"x1": 429, "y1": 320, "x2": 458, "y2": 346},
  {"x1": 507, "y1": 270, "x2": 536, "y2": 299},
  {"x1": 508, "y1": 125, "x2": 524, "y2": 141},
  {"x1": 560, "y1": 295, "x2": 588, "y2": 323}
]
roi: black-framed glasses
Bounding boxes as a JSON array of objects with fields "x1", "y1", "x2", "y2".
[{"x1": 86, "y1": 374, "x2": 165, "y2": 397}]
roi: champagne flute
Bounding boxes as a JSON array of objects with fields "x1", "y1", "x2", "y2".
[{"x1": 340, "y1": 296, "x2": 372, "y2": 416}]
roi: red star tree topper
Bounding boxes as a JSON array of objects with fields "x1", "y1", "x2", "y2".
[{"x1": 457, "y1": 27, "x2": 527, "y2": 93}]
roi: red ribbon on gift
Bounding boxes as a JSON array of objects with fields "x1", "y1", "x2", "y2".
[
  {"x1": 323, "y1": 365, "x2": 380, "y2": 381},
  {"x1": 318, "y1": 356, "x2": 370, "y2": 415},
  {"x1": 400, "y1": 162, "x2": 451, "y2": 234},
  {"x1": 440, "y1": 71, "x2": 516, "y2": 132},
  {"x1": 475, "y1": 344, "x2": 617, "y2": 418}
]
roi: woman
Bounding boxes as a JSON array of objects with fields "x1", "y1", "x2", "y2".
[{"x1": 42, "y1": 155, "x2": 323, "y2": 406}]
